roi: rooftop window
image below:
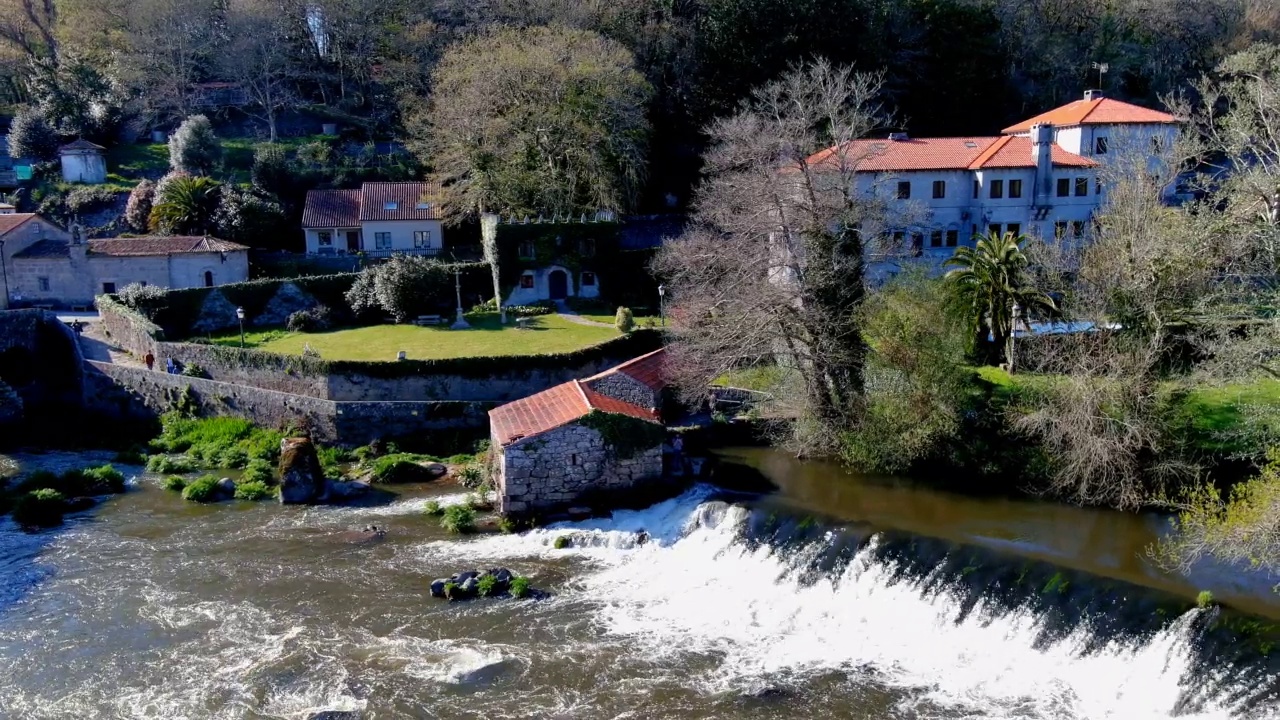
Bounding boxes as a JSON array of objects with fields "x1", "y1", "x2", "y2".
[
  {"x1": 384, "y1": 201, "x2": 399, "y2": 210},
  {"x1": 415, "y1": 202, "x2": 430, "y2": 210}
]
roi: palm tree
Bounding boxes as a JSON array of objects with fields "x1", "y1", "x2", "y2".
[
  {"x1": 944, "y1": 231, "x2": 1054, "y2": 371},
  {"x1": 149, "y1": 175, "x2": 223, "y2": 235}
]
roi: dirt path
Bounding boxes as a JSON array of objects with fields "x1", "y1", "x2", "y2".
[{"x1": 553, "y1": 302, "x2": 615, "y2": 328}]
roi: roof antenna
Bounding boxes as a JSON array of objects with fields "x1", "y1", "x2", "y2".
[{"x1": 1091, "y1": 62, "x2": 1108, "y2": 90}]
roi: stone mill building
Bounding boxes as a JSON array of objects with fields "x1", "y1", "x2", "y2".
[{"x1": 488, "y1": 349, "x2": 667, "y2": 515}]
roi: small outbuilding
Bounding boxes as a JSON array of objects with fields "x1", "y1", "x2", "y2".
[
  {"x1": 58, "y1": 139, "x2": 107, "y2": 184},
  {"x1": 489, "y1": 349, "x2": 668, "y2": 516}
]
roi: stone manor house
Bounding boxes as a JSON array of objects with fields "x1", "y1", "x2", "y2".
[
  {"x1": 807, "y1": 90, "x2": 1179, "y2": 271},
  {"x1": 0, "y1": 210, "x2": 249, "y2": 309}
]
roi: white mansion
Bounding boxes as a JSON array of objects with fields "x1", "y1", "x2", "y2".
[{"x1": 807, "y1": 90, "x2": 1179, "y2": 268}]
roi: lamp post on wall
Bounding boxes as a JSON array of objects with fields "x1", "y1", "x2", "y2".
[
  {"x1": 451, "y1": 268, "x2": 471, "y2": 330},
  {"x1": 658, "y1": 284, "x2": 666, "y2": 327},
  {"x1": 236, "y1": 306, "x2": 246, "y2": 348},
  {"x1": 0, "y1": 239, "x2": 8, "y2": 311},
  {"x1": 1009, "y1": 301, "x2": 1022, "y2": 374}
]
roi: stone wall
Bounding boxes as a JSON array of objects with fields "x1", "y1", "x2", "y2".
[
  {"x1": 96, "y1": 295, "x2": 163, "y2": 357},
  {"x1": 496, "y1": 422, "x2": 663, "y2": 515},
  {"x1": 85, "y1": 361, "x2": 495, "y2": 445},
  {"x1": 324, "y1": 357, "x2": 645, "y2": 402}
]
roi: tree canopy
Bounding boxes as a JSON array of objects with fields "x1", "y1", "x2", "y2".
[{"x1": 412, "y1": 25, "x2": 652, "y2": 219}]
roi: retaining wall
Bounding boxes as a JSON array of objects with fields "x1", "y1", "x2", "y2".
[{"x1": 85, "y1": 361, "x2": 495, "y2": 446}]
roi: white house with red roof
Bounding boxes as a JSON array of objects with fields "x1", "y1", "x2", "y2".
[
  {"x1": 807, "y1": 91, "x2": 1180, "y2": 268},
  {"x1": 301, "y1": 182, "x2": 443, "y2": 257},
  {"x1": 488, "y1": 348, "x2": 668, "y2": 515}
]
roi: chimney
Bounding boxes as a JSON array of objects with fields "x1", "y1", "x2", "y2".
[
  {"x1": 1084, "y1": 89, "x2": 1104, "y2": 102},
  {"x1": 1031, "y1": 123, "x2": 1054, "y2": 204}
]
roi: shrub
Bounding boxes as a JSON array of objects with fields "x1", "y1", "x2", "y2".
[
  {"x1": 370, "y1": 453, "x2": 437, "y2": 484},
  {"x1": 477, "y1": 574, "x2": 498, "y2": 597},
  {"x1": 125, "y1": 179, "x2": 156, "y2": 232},
  {"x1": 457, "y1": 464, "x2": 485, "y2": 488},
  {"x1": 615, "y1": 306, "x2": 635, "y2": 334},
  {"x1": 345, "y1": 255, "x2": 474, "y2": 323},
  {"x1": 180, "y1": 363, "x2": 208, "y2": 378},
  {"x1": 440, "y1": 504, "x2": 477, "y2": 534},
  {"x1": 498, "y1": 517, "x2": 518, "y2": 534},
  {"x1": 234, "y1": 480, "x2": 274, "y2": 501},
  {"x1": 251, "y1": 143, "x2": 290, "y2": 198},
  {"x1": 117, "y1": 282, "x2": 169, "y2": 320},
  {"x1": 509, "y1": 576, "x2": 530, "y2": 598},
  {"x1": 13, "y1": 489, "x2": 66, "y2": 529},
  {"x1": 553, "y1": 535, "x2": 571, "y2": 550},
  {"x1": 8, "y1": 105, "x2": 59, "y2": 162},
  {"x1": 82, "y1": 464, "x2": 126, "y2": 494},
  {"x1": 146, "y1": 454, "x2": 199, "y2": 474},
  {"x1": 423, "y1": 500, "x2": 444, "y2": 516},
  {"x1": 1197, "y1": 590, "x2": 1216, "y2": 609},
  {"x1": 180, "y1": 475, "x2": 221, "y2": 503},
  {"x1": 213, "y1": 184, "x2": 286, "y2": 245},
  {"x1": 162, "y1": 475, "x2": 188, "y2": 491},
  {"x1": 241, "y1": 458, "x2": 275, "y2": 485},
  {"x1": 169, "y1": 114, "x2": 222, "y2": 175},
  {"x1": 286, "y1": 305, "x2": 333, "y2": 333}
]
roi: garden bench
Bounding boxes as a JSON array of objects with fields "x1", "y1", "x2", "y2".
[
  {"x1": 414, "y1": 314, "x2": 444, "y2": 326},
  {"x1": 515, "y1": 317, "x2": 534, "y2": 329}
]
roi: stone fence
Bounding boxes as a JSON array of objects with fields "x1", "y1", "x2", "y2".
[
  {"x1": 85, "y1": 361, "x2": 496, "y2": 446},
  {"x1": 96, "y1": 297, "x2": 664, "y2": 403}
]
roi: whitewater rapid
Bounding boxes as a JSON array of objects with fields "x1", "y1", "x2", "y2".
[{"x1": 418, "y1": 486, "x2": 1264, "y2": 719}]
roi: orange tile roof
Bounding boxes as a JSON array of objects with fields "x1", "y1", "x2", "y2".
[
  {"x1": 1002, "y1": 97, "x2": 1178, "y2": 134},
  {"x1": 0, "y1": 213, "x2": 38, "y2": 237},
  {"x1": 489, "y1": 379, "x2": 659, "y2": 447},
  {"x1": 805, "y1": 136, "x2": 1095, "y2": 173},
  {"x1": 302, "y1": 189, "x2": 362, "y2": 227},
  {"x1": 358, "y1": 182, "x2": 442, "y2": 221},
  {"x1": 584, "y1": 348, "x2": 667, "y2": 391}
]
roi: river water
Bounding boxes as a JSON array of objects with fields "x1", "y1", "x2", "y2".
[{"x1": 1, "y1": 448, "x2": 1278, "y2": 719}]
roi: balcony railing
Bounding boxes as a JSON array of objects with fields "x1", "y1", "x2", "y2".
[{"x1": 309, "y1": 247, "x2": 442, "y2": 258}]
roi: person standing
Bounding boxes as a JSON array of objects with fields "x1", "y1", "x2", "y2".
[
  {"x1": 671, "y1": 434, "x2": 684, "y2": 475},
  {"x1": 144, "y1": 352, "x2": 155, "y2": 371}
]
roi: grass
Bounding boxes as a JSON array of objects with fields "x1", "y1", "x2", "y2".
[
  {"x1": 370, "y1": 453, "x2": 438, "y2": 484},
  {"x1": 162, "y1": 476, "x2": 188, "y2": 491},
  {"x1": 579, "y1": 313, "x2": 661, "y2": 327},
  {"x1": 509, "y1": 576, "x2": 531, "y2": 598},
  {"x1": 105, "y1": 134, "x2": 336, "y2": 186},
  {"x1": 151, "y1": 414, "x2": 283, "y2": 469},
  {"x1": 233, "y1": 480, "x2": 275, "y2": 501},
  {"x1": 713, "y1": 364, "x2": 792, "y2": 392},
  {"x1": 206, "y1": 315, "x2": 619, "y2": 361},
  {"x1": 181, "y1": 475, "x2": 222, "y2": 503}
]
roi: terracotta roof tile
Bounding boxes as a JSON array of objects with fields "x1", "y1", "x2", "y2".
[
  {"x1": 358, "y1": 182, "x2": 442, "y2": 221},
  {"x1": 489, "y1": 379, "x2": 659, "y2": 447},
  {"x1": 87, "y1": 236, "x2": 248, "y2": 256},
  {"x1": 805, "y1": 136, "x2": 1095, "y2": 173},
  {"x1": 1002, "y1": 97, "x2": 1178, "y2": 134},
  {"x1": 302, "y1": 189, "x2": 362, "y2": 228},
  {"x1": 585, "y1": 348, "x2": 667, "y2": 391},
  {"x1": 0, "y1": 213, "x2": 37, "y2": 237}
]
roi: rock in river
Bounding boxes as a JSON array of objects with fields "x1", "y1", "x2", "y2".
[{"x1": 278, "y1": 437, "x2": 328, "y2": 504}]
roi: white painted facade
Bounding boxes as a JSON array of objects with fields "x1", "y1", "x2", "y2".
[
  {"x1": 303, "y1": 219, "x2": 444, "y2": 256},
  {"x1": 506, "y1": 265, "x2": 602, "y2": 306}
]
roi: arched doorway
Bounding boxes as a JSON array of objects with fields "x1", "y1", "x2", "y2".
[
  {"x1": 548, "y1": 270, "x2": 568, "y2": 300},
  {"x1": 203, "y1": 270, "x2": 214, "y2": 287}
]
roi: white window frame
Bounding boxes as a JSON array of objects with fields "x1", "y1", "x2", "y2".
[
  {"x1": 317, "y1": 230, "x2": 333, "y2": 247},
  {"x1": 413, "y1": 230, "x2": 432, "y2": 249},
  {"x1": 375, "y1": 232, "x2": 393, "y2": 250}
]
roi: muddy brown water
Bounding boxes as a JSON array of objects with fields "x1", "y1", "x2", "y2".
[{"x1": 0, "y1": 448, "x2": 1277, "y2": 719}]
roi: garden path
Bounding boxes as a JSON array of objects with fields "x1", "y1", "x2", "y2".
[{"x1": 553, "y1": 303, "x2": 615, "y2": 328}]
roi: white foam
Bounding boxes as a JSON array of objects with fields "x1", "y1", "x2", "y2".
[{"x1": 564, "y1": 500, "x2": 1246, "y2": 720}]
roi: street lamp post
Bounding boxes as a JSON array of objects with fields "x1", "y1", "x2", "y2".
[
  {"x1": 658, "y1": 284, "x2": 666, "y2": 327},
  {"x1": 1009, "y1": 301, "x2": 1021, "y2": 374},
  {"x1": 0, "y1": 239, "x2": 8, "y2": 311},
  {"x1": 451, "y1": 268, "x2": 471, "y2": 330},
  {"x1": 236, "y1": 306, "x2": 246, "y2": 348}
]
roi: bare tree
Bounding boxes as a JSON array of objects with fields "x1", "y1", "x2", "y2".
[
  {"x1": 655, "y1": 59, "x2": 911, "y2": 452},
  {"x1": 219, "y1": 0, "x2": 301, "y2": 142}
]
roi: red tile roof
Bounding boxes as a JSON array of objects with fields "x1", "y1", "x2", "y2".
[
  {"x1": 489, "y1": 379, "x2": 659, "y2": 447},
  {"x1": 87, "y1": 236, "x2": 248, "y2": 256},
  {"x1": 302, "y1": 189, "x2": 362, "y2": 228},
  {"x1": 805, "y1": 136, "x2": 1095, "y2": 173},
  {"x1": 585, "y1": 347, "x2": 667, "y2": 391},
  {"x1": 1002, "y1": 97, "x2": 1178, "y2": 134},
  {"x1": 0, "y1": 213, "x2": 37, "y2": 237},
  {"x1": 358, "y1": 182, "x2": 442, "y2": 221},
  {"x1": 59, "y1": 139, "x2": 105, "y2": 152}
]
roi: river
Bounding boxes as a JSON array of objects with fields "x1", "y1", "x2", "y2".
[{"x1": 0, "y1": 448, "x2": 1277, "y2": 719}]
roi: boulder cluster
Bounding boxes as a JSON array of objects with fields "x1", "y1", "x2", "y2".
[{"x1": 429, "y1": 568, "x2": 544, "y2": 601}]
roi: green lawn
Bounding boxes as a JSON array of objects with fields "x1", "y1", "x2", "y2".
[
  {"x1": 208, "y1": 314, "x2": 620, "y2": 360},
  {"x1": 105, "y1": 134, "x2": 336, "y2": 186},
  {"x1": 580, "y1": 313, "x2": 662, "y2": 327}
]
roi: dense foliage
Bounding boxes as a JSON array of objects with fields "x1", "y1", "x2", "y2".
[{"x1": 168, "y1": 114, "x2": 222, "y2": 175}]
